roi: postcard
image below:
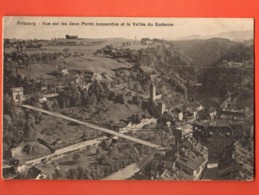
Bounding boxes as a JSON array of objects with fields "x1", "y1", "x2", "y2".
[{"x1": 2, "y1": 17, "x2": 254, "y2": 180}]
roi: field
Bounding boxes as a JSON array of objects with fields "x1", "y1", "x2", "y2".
[
  {"x1": 36, "y1": 146, "x2": 100, "y2": 179},
  {"x1": 37, "y1": 114, "x2": 103, "y2": 150},
  {"x1": 10, "y1": 38, "x2": 148, "y2": 165},
  {"x1": 60, "y1": 100, "x2": 143, "y2": 124},
  {"x1": 15, "y1": 38, "x2": 137, "y2": 80}
]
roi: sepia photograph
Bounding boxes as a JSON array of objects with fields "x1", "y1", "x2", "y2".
[{"x1": 2, "y1": 17, "x2": 254, "y2": 180}]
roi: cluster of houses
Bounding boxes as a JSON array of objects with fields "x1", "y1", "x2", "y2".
[
  {"x1": 118, "y1": 117, "x2": 157, "y2": 134},
  {"x1": 218, "y1": 140, "x2": 254, "y2": 180},
  {"x1": 193, "y1": 124, "x2": 243, "y2": 159},
  {"x1": 148, "y1": 137, "x2": 208, "y2": 180}
]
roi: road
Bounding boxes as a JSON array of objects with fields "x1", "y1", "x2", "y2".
[
  {"x1": 20, "y1": 105, "x2": 165, "y2": 150},
  {"x1": 102, "y1": 151, "x2": 156, "y2": 180},
  {"x1": 18, "y1": 136, "x2": 107, "y2": 172}
]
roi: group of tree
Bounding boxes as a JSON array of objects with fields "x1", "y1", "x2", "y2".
[
  {"x1": 60, "y1": 140, "x2": 143, "y2": 179},
  {"x1": 4, "y1": 39, "x2": 44, "y2": 51},
  {"x1": 58, "y1": 80, "x2": 125, "y2": 109},
  {"x1": 3, "y1": 94, "x2": 39, "y2": 161}
]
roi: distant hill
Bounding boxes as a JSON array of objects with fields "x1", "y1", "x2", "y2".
[
  {"x1": 176, "y1": 30, "x2": 254, "y2": 42},
  {"x1": 210, "y1": 31, "x2": 254, "y2": 42}
]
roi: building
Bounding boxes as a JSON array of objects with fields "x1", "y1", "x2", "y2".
[
  {"x1": 173, "y1": 149, "x2": 207, "y2": 180},
  {"x1": 178, "y1": 112, "x2": 183, "y2": 121},
  {"x1": 11, "y1": 87, "x2": 24, "y2": 103},
  {"x1": 149, "y1": 82, "x2": 162, "y2": 101},
  {"x1": 233, "y1": 141, "x2": 254, "y2": 180},
  {"x1": 165, "y1": 108, "x2": 183, "y2": 121},
  {"x1": 157, "y1": 102, "x2": 166, "y2": 116},
  {"x1": 219, "y1": 111, "x2": 246, "y2": 121},
  {"x1": 208, "y1": 106, "x2": 217, "y2": 120},
  {"x1": 61, "y1": 69, "x2": 69, "y2": 76},
  {"x1": 159, "y1": 137, "x2": 208, "y2": 180},
  {"x1": 173, "y1": 137, "x2": 208, "y2": 180},
  {"x1": 176, "y1": 124, "x2": 193, "y2": 137},
  {"x1": 150, "y1": 74, "x2": 157, "y2": 83},
  {"x1": 119, "y1": 117, "x2": 157, "y2": 133},
  {"x1": 193, "y1": 125, "x2": 239, "y2": 159},
  {"x1": 218, "y1": 141, "x2": 254, "y2": 180},
  {"x1": 27, "y1": 166, "x2": 47, "y2": 179},
  {"x1": 150, "y1": 82, "x2": 156, "y2": 101}
]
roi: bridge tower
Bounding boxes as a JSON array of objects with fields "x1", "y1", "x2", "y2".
[{"x1": 11, "y1": 87, "x2": 24, "y2": 104}]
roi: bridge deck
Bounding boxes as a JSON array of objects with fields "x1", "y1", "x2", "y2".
[{"x1": 20, "y1": 105, "x2": 165, "y2": 150}]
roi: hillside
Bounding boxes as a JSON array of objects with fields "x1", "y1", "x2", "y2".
[
  {"x1": 213, "y1": 43, "x2": 254, "y2": 66},
  {"x1": 171, "y1": 38, "x2": 237, "y2": 66}
]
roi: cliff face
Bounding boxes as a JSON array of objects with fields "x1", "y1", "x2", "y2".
[
  {"x1": 137, "y1": 45, "x2": 200, "y2": 102},
  {"x1": 108, "y1": 38, "x2": 254, "y2": 109},
  {"x1": 171, "y1": 38, "x2": 237, "y2": 66},
  {"x1": 138, "y1": 45, "x2": 193, "y2": 67}
]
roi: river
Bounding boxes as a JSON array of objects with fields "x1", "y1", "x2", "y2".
[{"x1": 102, "y1": 152, "x2": 159, "y2": 180}]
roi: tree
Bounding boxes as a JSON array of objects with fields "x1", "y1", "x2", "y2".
[
  {"x1": 52, "y1": 99, "x2": 59, "y2": 111},
  {"x1": 72, "y1": 153, "x2": 80, "y2": 162},
  {"x1": 115, "y1": 94, "x2": 125, "y2": 104},
  {"x1": 134, "y1": 82, "x2": 142, "y2": 92},
  {"x1": 108, "y1": 91, "x2": 116, "y2": 101},
  {"x1": 132, "y1": 95, "x2": 142, "y2": 106},
  {"x1": 66, "y1": 168, "x2": 79, "y2": 179},
  {"x1": 88, "y1": 80, "x2": 106, "y2": 101},
  {"x1": 81, "y1": 89, "x2": 89, "y2": 106},
  {"x1": 58, "y1": 90, "x2": 66, "y2": 108},
  {"x1": 52, "y1": 168, "x2": 63, "y2": 179},
  {"x1": 69, "y1": 87, "x2": 81, "y2": 106},
  {"x1": 87, "y1": 93, "x2": 97, "y2": 105},
  {"x1": 3, "y1": 94, "x2": 13, "y2": 115},
  {"x1": 24, "y1": 122, "x2": 36, "y2": 142},
  {"x1": 63, "y1": 48, "x2": 70, "y2": 54}
]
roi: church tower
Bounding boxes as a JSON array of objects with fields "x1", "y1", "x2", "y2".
[{"x1": 150, "y1": 82, "x2": 156, "y2": 101}]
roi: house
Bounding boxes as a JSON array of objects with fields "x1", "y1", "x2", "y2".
[
  {"x1": 39, "y1": 96, "x2": 47, "y2": 103},
  {"x1": 183, "y1": 137, "x2": 208, "y2": 159},
  {"x1": 233, "y1": 141, "x2": 254, "y2": 180},
  {"x1": 166, "y1": 108, "x2": 183, "y2": 121},
  {"x1": 193, "y1": 126, "x2": 236, "y2": 159},
  {"x1": 173, "y1": 147, "x2": 207, "y2": 180},
  {"x1": 27, "y1": 166, "x2": 47, "y2": 179},
  {"x1": 192, "y1": 101, "x2": 204, "y2": 111},
  {"x1": 3, "y1": 165, "x2": 17, "y2": 179},
  {"x1": 218, "y1": 141, "x2": 254, "y2": 180},
  {"x1": 178, "y1": 112, "x2": 183, "y2": 121},
  {"x1": 219, "y1": 111, "x2": 246, "y2": 121},
  {"x1": 166, "y1": 136, "x2": 176, "y2": 147},
  {"x1": 166, "y1": 121, "x2": 171, "y2": 128},
  {"x1": 11, "y1": 87, "x2": 24, "y2": 103},
  {"x1": 160, "y1": 169, "x2": 174, "y2": 180},
  {"x1": 208, "y1": 106, "x2": 217, "y2": 120},
  {"x1": 176, "y1": 124, "x2": 193, "y2": 137},
  {"x1": 61, "y1": 69, "x2": 69, "y2": 76},
  {"x1": 159, "y1": 137, "x2": 208, "y2": 181},
  {"x1": 185, "y1": 106, "x2": 198, "y2": 118},
  {"x1": 112, "y1": 121, "x2": 128, "y2": 132}
]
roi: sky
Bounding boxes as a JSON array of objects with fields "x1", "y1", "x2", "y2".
[{"x1": 3, "y1": 17, "x2": 254, "y2": 40}]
